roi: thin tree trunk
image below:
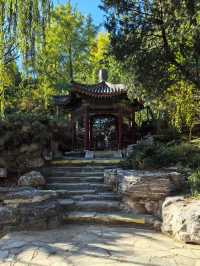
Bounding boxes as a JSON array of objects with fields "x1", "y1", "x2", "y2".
[
  {"x1": 69, "y1": 43, "x2": 73, "y2": 82},
  {"x1": 0, "y1": 88, "x2": 5, "y2": 119}
]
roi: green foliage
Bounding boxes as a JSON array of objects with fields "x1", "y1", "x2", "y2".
[
  {"x1": 188, "y1": 170, "x2": 200, "y2": 196},
  {"x1": 0, "y1": 0, "x2": 51, "y2": 118},
  {"x1": 0, "y1": 0, "x2": 51, "y2": 67},
  {"x1": 0, "y1": 112, "x2": 72, "y2": 150},
  {"x1": 158, "y1": 81, "x2": 200, "y2": 136},
  {"x1": 0, "y1": 2, "x2": 125, "y2": 117},
  {"x1": 101, "y1": 0, "x2": 200, "y2": 138},
  {"x1": 123, "y1": 140, "x2": 200, "y2": 170},
  {"x1": 36, "y1": 2, "x2": 97, "y2": 86},
  {"x1": 101, "y1": 0, "x2": 200, "y2": 90},
  {"x1": 89, "y1": 32, "x2": 124, "y2": 83}
]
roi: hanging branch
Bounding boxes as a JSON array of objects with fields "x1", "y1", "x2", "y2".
[{"x1": 0, "y1": 0, "x2": 52, "y2": 67}]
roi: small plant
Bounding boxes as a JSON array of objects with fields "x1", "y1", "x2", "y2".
[{"x1": 188, "y1": 170, "x2": 200, "y2": 196}]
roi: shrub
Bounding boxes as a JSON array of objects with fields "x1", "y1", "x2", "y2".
[
  {"x1": 122, "y1": 140, "x2": 200, "y2": 170},
  {"x1": 188, "y1": 170, "x2": 200, "y2": 196}
]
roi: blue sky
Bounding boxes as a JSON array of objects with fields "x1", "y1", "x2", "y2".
[{"x1": 53, "y1": 0, "x2": 105, "y2": 26}]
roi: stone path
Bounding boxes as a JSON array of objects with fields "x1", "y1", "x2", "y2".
[{"x1": 0, "y1": 225, "x2": 200, "y2": 266}]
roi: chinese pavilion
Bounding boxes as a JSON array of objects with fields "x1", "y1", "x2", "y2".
[{"x1": 53, "y1": 70, "x2": 143, "y2": 151}]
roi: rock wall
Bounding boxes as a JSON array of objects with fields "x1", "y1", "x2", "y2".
[
  {"x1": 0, "y1": 117, "x2": 72, "y2": 177},
  {"x1": 162, "y1": 196, "x2": 200, "y2": 244},
  {"x1": 0, "y1": 187, "x2": 64, "y2": 235},
  {"x1": 104, "y1": 169, "x2": 185, "y2": 217}
]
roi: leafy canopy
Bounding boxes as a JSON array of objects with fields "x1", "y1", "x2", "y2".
[{"x1": 101, "y1": 0, "x2": 200, "y2": 92}]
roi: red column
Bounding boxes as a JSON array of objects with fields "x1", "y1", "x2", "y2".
[
  {"x1": 84, "y1": 108, "x2": 90, "y2": 150},
  {"x1": 90, "y1": 118, "x2": 93, "y2": 150},
  {"x1": 71, "y1": 112, "x2": 76, "y2": 150},
  {"x1": 118, "y1": 110, "x2": 123, "y2": 150},
  {"x1": 132, "y1": 111, "x2": 136, "y2": 144}
]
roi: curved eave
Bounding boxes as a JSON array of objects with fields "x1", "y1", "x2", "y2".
[
  {"x1": 53, "y1": 96, "x2": 71, "y2": 106},
  {"x1": 74, "y1": 89, "x2": 127, "y2": 99},
  {"x1": 71, "y1": 81, "x2": 128, "y2": 99}
]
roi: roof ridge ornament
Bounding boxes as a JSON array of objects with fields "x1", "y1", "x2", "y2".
[{"x1": 99, "y1": 69, "x2": 108, "y2": 82}]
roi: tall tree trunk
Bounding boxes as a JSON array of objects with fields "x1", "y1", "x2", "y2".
[
  {"x1": 69, "y1": 43, "x2": 73, "y2": 82},
  {"x1": 0, "y1": 88, "x2": 5, "y2": 120}
]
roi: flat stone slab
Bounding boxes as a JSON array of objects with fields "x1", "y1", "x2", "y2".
[
  {"x1": 51, "y1": 159, "x2": 122, "y2": 165},
  {"x1": 0, "y1": 225, "x2": 199, "y2": 265},
  {"x1": 63, "y1": 211, "x2": 154, "y2": 226}
]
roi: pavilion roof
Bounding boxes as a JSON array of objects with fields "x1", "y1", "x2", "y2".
[
  {"x1": 71, "y1": 81, "x2": 127, "y2": 98},
  {"x1": 53, "y1": 80, "x2": 144, "y2": 110}
]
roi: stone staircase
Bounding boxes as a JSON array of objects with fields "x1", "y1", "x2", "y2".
[{"x1": 42, "y1": 159, "x2": 154, "y2": 226}]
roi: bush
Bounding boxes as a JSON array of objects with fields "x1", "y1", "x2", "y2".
[
  {"x1": 122, "y1": 140, "x2": 200, "y2": 170},
  {"x1": 188, "y1": 170, "x2": 200, "y2": 196}
]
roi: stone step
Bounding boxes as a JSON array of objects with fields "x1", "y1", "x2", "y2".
[
  {"x1": 94, "y1": 150, "x2": 122, "y2": 159},
  {"x1": 43, "y1": 166, "x2": 114, "y2": 172},
  {"x1": 63, "y1": 211, "x2": 153, "y2": 227},
  {"x1": 47, "y1": 176, "x2": 104, "y2": 183},
  {"x1": 46, "y1": 182, "x2": 112, "y2": 192},
  {"x1": 72, "y1": 192, "x2": 121, "y2": 201},
  {"x1": 44, "y1": 171, "x2": 104, "y2": 177},
  {"x1": 50, "y1": 159, "x2": 122, "y2": 166},
  {"x1": 77, "y1": 200, "x2": 120, "y2": 212},
  {"x1": 54, "y1": 189, "x2": 97, "y2": 197},
  {"x1": 59, "y1": 199, "x2": 120, "y2": 212}
]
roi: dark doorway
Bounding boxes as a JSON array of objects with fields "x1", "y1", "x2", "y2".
[{"x1": 91, "y1": 115, "x2": 118, "y2": 150}]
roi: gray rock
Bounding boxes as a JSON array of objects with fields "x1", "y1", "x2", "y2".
[
  {"x1": 118, "y1": 170, "x2": 183, "y2": 199},
  {"x1": 4, "y1": 189, "x2": 58, "y2": 204},
  {"x1": 104, "y1": 169, "x2": 184, "y2": 216},
  {"x1": 104, "y1": 169, "x2": 184, "y2": 200},
  {"x1": 18, "y1": 171, "x2": 46, "y2": 187},
  {"x1": 0, "y1": 250, "x2": 9, "y2": 260},
  {"x1": 1, "y1": 240, "x2": 27, "y2": 249},
  {"x1": 19, "y1": 143, "x2": 40, "y2": 153},
  {"x1": 0, "y1": 186, "x2": 63, "y2": 233},
  {"x1": 162, "y1": 197, "x2": 200, "y2": 244},
  {"x1": 104, "y1": 169, "x2": 119, "y2": 191},
  {"x1": 85, "y1": 150, "x2": 94, "y2": 159},
  {"x1": 25, "y1": 157, "x2": 45, "y2": 169},
  {"x1": 162, "y1": 196, "x2": 184, "y2": 208},
  {"x1": 0, "y1": 207, "x2": 16, "y2": 225}
]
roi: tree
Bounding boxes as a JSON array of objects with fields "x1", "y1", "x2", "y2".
[
  {"x1": 0, "y1": 0, "x2": 52, "y2": 118},
  {"x1": 0, "y1": 0, "x2": 51, "y2": 67},
  {"x1": 90, "y1": 32, "x2": 124, "y2": 83},
  {"x1": 36, "y1": 2, "x2": 97, "y2": 90},
  {"x1": 162, "y1": 81, "x2": 200, "y2": 139},
  {"x1": 101, "y1": 0, "x2": 200, "y2": 93}
]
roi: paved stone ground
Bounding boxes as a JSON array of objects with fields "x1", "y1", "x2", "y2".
[{"x1": 0, "y1": 225, "x2": 199, "y2": 266}]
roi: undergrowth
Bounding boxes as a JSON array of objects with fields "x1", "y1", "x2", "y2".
[{"x1": 122, "y1": 140, "x2": 200, "y2": 170}]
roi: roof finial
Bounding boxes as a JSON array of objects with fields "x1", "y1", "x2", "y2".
[{"x1": 99, "y1": 69, "x2": 108, "y2": 82}]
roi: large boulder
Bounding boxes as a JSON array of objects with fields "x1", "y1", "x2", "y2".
[
  {"x1": 162, "y1": 197, "x2": 200, "y2": 244},
  {"x1": 18, "y1": 171, "x2": 46, "y2": 187},
  {"x1": 104, "y1": 169, "x2": 185, "y2": 216},
  {"x1": 19, "y1": 143, "x2": 40, "y2": 153},
  {"x1": 23, "y1": 157, "x2": 45, "y2": 169},
  {"x1": 117, "y1": 170, "x2": 184, "y2": 199},
  {"x1": 0, "y1": 187, "x2": 64, "y2": 233},
  {"x1": 2, "y1": 188, "x2": 57, "y2": 204}
]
